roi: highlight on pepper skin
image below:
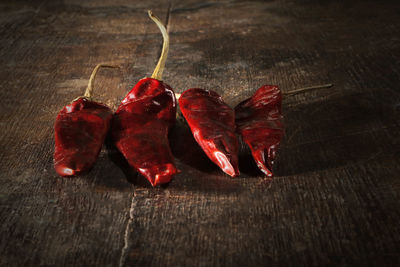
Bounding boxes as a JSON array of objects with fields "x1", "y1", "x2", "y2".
[
  {"x1": 213, "y1": 151, "x2": 239, "y2": 177},
  {"x1": 138, "y1": 163, "x2": 178, "y2": 186},
  {"x1": 55, "y1": 165, "x2": 75, "y2": 177}
]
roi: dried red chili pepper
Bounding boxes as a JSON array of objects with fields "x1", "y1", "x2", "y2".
[
  {"x1": 179, "y1": 88, "x2": 240, "y2": 177},
  {"x1": 111, "y1": 11, "x2": 178, "y2": 186},
  {"x1": 54, "y1": 64, "x2": 118, "y2": 177},
  {"x1": 234, "y1": 85, "x2": 284, "y2": 177}
]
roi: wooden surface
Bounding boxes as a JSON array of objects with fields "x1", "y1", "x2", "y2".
[{"x1": 1, "y1": 0, "x2": 400, "y2": 266}]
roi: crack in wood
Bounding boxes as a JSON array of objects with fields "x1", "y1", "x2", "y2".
[{"x1": 119, "y1": 192, "x2": 136, "y2": 267}]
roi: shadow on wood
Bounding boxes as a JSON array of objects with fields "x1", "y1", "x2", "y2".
[
  {"x1": 104, "y1": 136, "x2": 152, "y2": 188},
  {"x1": 237, "y1": 136, "x2": 267, "y2": 177},
  {"x1": 276, "y1": 88, "x2": 399, "y2": 176},
  {"x1": 169, "y1": 117, "x2": 220, "y2": 175}
]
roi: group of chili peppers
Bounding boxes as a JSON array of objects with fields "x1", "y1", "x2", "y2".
[{"x1": 54, "y1": 11, "x2": 284, "y2": 186}]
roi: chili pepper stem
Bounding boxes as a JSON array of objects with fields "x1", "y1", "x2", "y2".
[
  {"x1": 148, "y1": 10, "x2": 169, "y2": 81},
  {"x1": 83, "y1": 64, "x2": 120, "y2": 100},
  {"x1": 284, "y1": 83, "x2": 333, "y2": 96}
]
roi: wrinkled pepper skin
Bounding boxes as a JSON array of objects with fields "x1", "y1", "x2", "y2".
[
  {"x1": 179, "y1": 88, "x2": 240, "y2": 177},
  {"x1": 54, "y1": 97, "x2": 113, "y2": 177},
  {"x1": 235, "y1": 85, "x2": 284, "y2": 177},
  {"x1": 112, "y1": 78, "x2": 178, "y2": 186}
]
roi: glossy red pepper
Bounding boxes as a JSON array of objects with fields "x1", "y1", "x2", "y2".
[
  {"x1": 111, "y1": 11, "x2": 178, "y2": 186},
  {"x1": 234, "y1": 85, "x2": 284, "y2": 176},
  {"x1": 179, "y1": 88, "x2": 240, "y2": 177},
  {"x1": 54, "y1": 64, "x2": 118, "y2": 177}
]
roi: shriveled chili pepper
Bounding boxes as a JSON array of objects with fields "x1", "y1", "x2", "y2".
[
  {"x1": 234, "y1": 85, "x2": 284, "y2": 177},
  {"x1": 111, "y1": 11, "x2": 178, "y2": 186},
  {"x1": 54, "y1": 64, "x2": 118, "y2": 177},
  {"x1": 179, "y1": 88, "x2": 240, "y2": 177}
]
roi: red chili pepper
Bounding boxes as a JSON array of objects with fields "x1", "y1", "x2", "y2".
[
  {"x1": 111, "y1": 11, "x2": 178, "y2": 186},
  {"x1": 179, "y1": 88, "x2": 240, "y2": 177},
  {"x1": 234, "y1": 85, "x2": 284, "y2": 177},
  {"x1": 54, "y1": 64, "x2": 118, "y2": 177}
]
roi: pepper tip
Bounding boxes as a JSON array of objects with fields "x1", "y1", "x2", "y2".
[{"x1": 55, "y1": 165, "x2": 76, "y2": 177}]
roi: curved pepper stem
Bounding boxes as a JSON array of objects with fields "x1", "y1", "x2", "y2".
[
  {"x1": 83, "y1": 63, "x2": 119, "y2": 99},
  {"x1": 284, "y1": 83, "x2": 333, "y2": 96},
  {"x1": 148, "y1": 10, "x2": 169, "y2": 81}
]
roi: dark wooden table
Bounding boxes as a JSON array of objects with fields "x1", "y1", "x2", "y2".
[{"x1": 1, "y1": 0, "x2": 399, "y2": 266}]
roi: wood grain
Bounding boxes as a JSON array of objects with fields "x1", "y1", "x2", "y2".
[{"x1": 0, "y1": 0, "x2": 399, "y2": 266}]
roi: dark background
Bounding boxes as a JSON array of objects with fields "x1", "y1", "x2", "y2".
[{"x1": 0, "y1": 0, "x2": 399, "y2": 266}]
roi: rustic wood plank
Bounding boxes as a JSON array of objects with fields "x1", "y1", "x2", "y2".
[{"x1": 0, "y1": 0, "x2": 399, "y2": 266}]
